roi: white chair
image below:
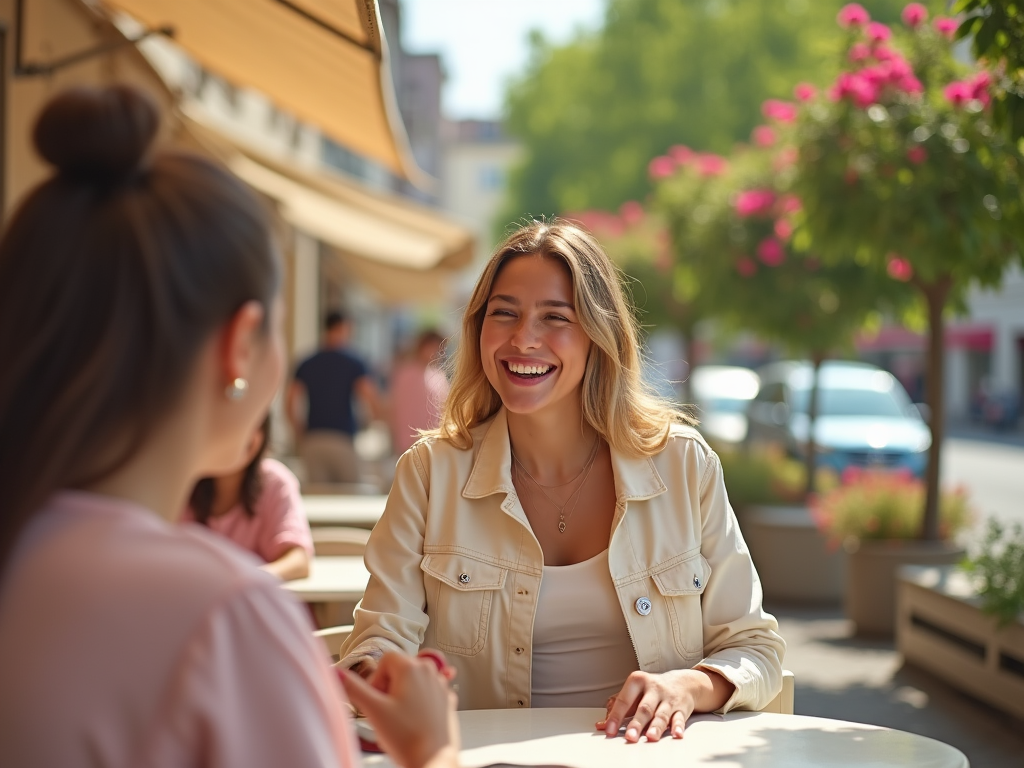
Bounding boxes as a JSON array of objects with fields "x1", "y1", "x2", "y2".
[
  {"x1": 758, "y1": 669, "x2": 795, "y2": 714},
  {"x1": 315, "y1": 624, "x2": 354, "y2": 662},
  {"x1": 311, "y1": 526, "x2": 371, "y2": 556}
]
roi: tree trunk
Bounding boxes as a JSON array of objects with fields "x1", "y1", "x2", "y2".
[
  {"x1": 805, "y1": 352, "x2": 824, "y2": 497},
  {"x1": 920, "y1": 278, "x2": 952, "y2": 541}
]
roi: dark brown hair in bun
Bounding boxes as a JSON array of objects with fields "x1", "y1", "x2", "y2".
[
  {"x1": 0, "y1": 84, "x2": 280, "y2": 574},
  {"x1": 33, "y1": 84, "x2": 159, "y2": 183}
]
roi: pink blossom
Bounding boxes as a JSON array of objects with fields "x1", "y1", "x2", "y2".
[
  {"x1": 898, "y1": 75, "x2": 924, "y2": 94},
  {"x1": 648, "y1": 155, "x2": 676, "y2": 179},
  {"x1": 944, "y1": 80, "x2": 973, "y2": 108},
  {"x1": 848, "y1": 42, "x2": 871, "y2": 62},
  {"x1": 620, "y1": 200, "x2": 644, "y2": 226},
  {"x1": 773, "y1": 147, "x2": 799, "y2": 170},
  {"x1": 762, "y1": 99, "x2": 798, "y2": 123},
  {"x1": 736, "y1": 257, "x2": 757, "y2": 277},
  {"x1": 669, "y1": 144, "x2": 693, "y2": 165},
  {"x1": 887, "y1": 254, "x2": 914, "y2": 281},
  {"x1": 867, "y1": 22, "x2": 892, "y2": 42},
  {"x1": 837, "y1": 3, "x2": 870, "y2": 28},
  {"x1": 901, "y1": 3, "x2": 928, "y2": 28},
  {"x1": 874, "y1": 45, "x2": 897, "y2": 62},
  {"x1": 735, "y1": 189, "x2": 776, "y2": 217},
  {"x1": 696, "y1": 153, "x2": 728, "y2": 176},
  {"x1": 794, "y1": 82, "x2": 817, "y2": 102},
  {"x1": 779, "y1": 194, "x2": 802, "y2": 214},
  {"x1": 906, "y1": 145, "x2": 928, "y2": 164},
  {"x1": 830, "y1": 71, "x2": 879, "y2": 107},
  {"x1": 970, "y1": 71, "x2": 993, "y2": 105},
  {"x1": 752, "y1": 125, "x2": 777, "y2": 147},
  {"x1": 774, "y1": 219, "x2": 793, "y2": 240},
  {"x1": 887, "y1": 57, "x2": 913, "y2": 80},
  {"x1": 934, "y1": 17, "x2": 958, "y2": 39},
  {"x1": 757, "y1": 237, "x2": 785, "y2": 266}
]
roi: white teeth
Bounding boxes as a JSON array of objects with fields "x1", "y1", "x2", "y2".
[{"x1": 508, "y1": 362, "x2": 551, "y2": 375}]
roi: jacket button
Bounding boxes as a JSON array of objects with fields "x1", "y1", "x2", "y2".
[
  {"x1": 459, "y1": 573, "x2": 471, "y2": 584},
  {"x1": 635, "y1": 596, "x2": 652, "y2": 616},
  {"x1": 693, "y1": 575, "x2": 702, "y2": 589},
  {"x1": 515, "y1": 647, "x2": 524, "y2": 654}
]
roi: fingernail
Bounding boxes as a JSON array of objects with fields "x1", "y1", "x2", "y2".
[
  {"x1": 626, "y1": 728, "x2": 637, "y2": 740},
  {"x1": 674, "y1": 725, "x2": 684, "y2": 737}
]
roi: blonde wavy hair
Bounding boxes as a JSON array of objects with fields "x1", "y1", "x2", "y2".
[{"x1": 435, "y1": 219, "x2": 695, "y2": 457}]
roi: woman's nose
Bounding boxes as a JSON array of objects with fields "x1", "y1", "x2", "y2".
[{"x1": 510, "y1": 318, "x2": 539, "y2": 349}]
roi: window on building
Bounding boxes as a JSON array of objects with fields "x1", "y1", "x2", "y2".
[{"x1": 478, "y1": 165, "x2": 505, "y2": 191}]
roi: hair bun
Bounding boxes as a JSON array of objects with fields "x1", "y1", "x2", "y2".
[{"x1": 33, "y1": 85, "x2": 159, "y2": 183}]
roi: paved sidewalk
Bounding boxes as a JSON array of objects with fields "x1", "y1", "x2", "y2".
[{"x1": 769, "y1": 603, "x2": 1024, "y2": 768}]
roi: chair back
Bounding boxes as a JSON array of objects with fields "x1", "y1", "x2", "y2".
[
  {"x1": 758, "y1": 670, "x2": 795, "y2": 714},
  {"x1": 311, "y1": 526, "x2": 371, "y2": 556},
  {"x1": 314, "y1": 624, "x2": 354, "y2": 662}
]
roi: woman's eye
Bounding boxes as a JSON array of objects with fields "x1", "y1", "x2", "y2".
[
  {"x1": 547, "y1": 314, "x2": 570, "y2": 323},
  {"x1": 487, "y1": 308, "x2": 515, "y2": 318}
]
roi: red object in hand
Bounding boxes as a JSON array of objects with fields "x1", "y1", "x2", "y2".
[{"x1": 417, "y1": 649, "x2": 447, "y2": 673}]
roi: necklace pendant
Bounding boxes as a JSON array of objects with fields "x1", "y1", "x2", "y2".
[{"x1": 558, "y1": 520, "x2": 566, "y2": 534}]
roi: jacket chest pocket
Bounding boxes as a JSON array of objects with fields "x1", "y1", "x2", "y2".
[
  {"x1": 421, "y1": 552, "x2": 508, "y2": 656},
  {"x1": 652, "y1": 553, "x2": 712, "y2": 657}
]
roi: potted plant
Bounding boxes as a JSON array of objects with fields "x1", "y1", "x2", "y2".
[
  {"x1": 814, "y1": 467, "x2": 972, "y2": 635},
  {"x1": 897, "y1": 519, "x2": 1024, "y2": 719}
]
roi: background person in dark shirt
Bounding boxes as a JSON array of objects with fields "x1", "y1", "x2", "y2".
[{"x1": 287, "y1": 311, "x2": 382, "y2": 485}]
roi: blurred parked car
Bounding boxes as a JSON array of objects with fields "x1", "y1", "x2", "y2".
[
  {"x1": 746, "y1": 361, "x2": 931, "y2": 477},
  {"x1": 690, "y1": 365, "x2": 761, "y2": 446}
]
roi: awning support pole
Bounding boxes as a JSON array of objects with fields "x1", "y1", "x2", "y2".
[{"x1": 1, "y1": 0, "x2": 174, "y2": 219}]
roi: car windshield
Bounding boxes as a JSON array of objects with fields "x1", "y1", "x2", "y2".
[{"x1": 791, "y1": 387, "x2": 909, "y2": 418}]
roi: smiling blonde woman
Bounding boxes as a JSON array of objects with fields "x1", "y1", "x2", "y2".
[{"x1": 340, "y1": 219, "x2": 784, "y2": 743}]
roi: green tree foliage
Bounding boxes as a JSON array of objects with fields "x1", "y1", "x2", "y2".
[
  {"x1": 792, "y1": 5, "x2": 1024, "y2": 538},
  {"x1": 501, "y1": 0, "x2": 920, "y2": 222},
  {"x1": 954, "y1": 0, "x2": 1024, "y2": 141}
]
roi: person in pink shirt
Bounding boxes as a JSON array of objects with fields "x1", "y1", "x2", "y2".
[
  {"x1": 389, "y1": 329, "x2": 451, "y2": 455},
  {"x1": 0, "y1": 85, "x2": 459, "y2": 768},
  {"x1": 183, "y1": 416, "x2": 313, "y2": 581}
]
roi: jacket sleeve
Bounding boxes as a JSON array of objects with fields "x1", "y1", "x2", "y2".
[
  {"x1": 337, "y1": 447, "x2": 430, "y2": 668},
  {"x1": 691, "y1": 449, "x2": 786, "y2": 713}
]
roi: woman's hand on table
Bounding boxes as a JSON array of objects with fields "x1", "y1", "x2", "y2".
[
  {"x1": 340, "y1": 650, "x2": 460, "y2": 768},
  {"x1": 597, "y1": 668, "x2": 735, "y2": 743}
]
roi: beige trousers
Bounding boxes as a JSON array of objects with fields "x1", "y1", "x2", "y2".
[{"x1": 299, "y1": 430, "x2": 361, "y2": 484}]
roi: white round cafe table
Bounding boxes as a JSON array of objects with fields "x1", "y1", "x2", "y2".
[{"x1": 363, "y1": 707, "x2": 968, "y2": 768}]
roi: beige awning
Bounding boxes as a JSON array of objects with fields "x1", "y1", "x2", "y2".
[
  {"x1": 180, "y1": 111, "x2": 474, "y2": 302},
  {"x1": 98, "y1": 0, "x2": 424, "y2": 183}
]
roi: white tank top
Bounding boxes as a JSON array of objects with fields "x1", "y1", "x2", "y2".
[{"x1": 531, "y1": 549, "x2": 639, "y2": 707}]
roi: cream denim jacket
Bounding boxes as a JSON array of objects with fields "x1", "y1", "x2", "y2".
[{"x1": 340, "y1": 409, "x2": 784, "y2": 712}]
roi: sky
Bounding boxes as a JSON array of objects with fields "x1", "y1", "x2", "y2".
[{"x1": 401, "y1": 0, "x2": 606, "y2": 120}]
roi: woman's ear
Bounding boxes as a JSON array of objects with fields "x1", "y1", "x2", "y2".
[{"x1": 219, "y1": 300, "x2": 266, "y2": 390}]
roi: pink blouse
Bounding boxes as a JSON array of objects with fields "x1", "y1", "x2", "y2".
[
  {"x1": 0, "y1": 491, "x2": 360, "y2": 768},
  {"x1": 180, "y1": 458, "x2": 313, "y2": 563}
]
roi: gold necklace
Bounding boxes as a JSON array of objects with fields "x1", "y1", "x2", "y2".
[{"x1": 512, "y1": 435, "x2": 601, "y2": 533}]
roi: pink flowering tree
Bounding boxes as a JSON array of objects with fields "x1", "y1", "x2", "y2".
[
  {"x1": 567, "y1": 201, "x2": 708, "y2": 404},
  {"x1": 952, "y1": 0, "x2": 1024, "y2": 141},
  {"x1": 793, "y1": 3, "x2": 1024, "y2": 538},
  {"x1": 659, "y1": 130, "x2": 907, "y2": 493}
]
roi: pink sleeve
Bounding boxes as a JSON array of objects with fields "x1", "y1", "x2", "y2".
[
  {"x1": 254, "y1": 459, "x2": 314, "y2": 561},
  {"x1": 154, "y1": 581, "x2": 361, "y2": 768}
]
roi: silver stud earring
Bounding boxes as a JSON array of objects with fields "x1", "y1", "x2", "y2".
[{"x1": 225, "y1": 377, "x2": 249, "y2": 401}]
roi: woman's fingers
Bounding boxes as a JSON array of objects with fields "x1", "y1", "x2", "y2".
[
  {"x1": 602, "y1": 673, "x2": 646, "y2": 736},
  {"x1": 623, "y1": 693, "x2": 660, "y2": 743},
  {"x1": 669, "y1": 710, "x2": 687, "y2": 739}
]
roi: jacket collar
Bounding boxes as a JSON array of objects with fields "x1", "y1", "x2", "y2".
[{"x1": 462, "y1": 407, "x2": 666, "y2": 503}]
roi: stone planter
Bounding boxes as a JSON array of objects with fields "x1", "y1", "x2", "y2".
[
  {"x1": 897, "y1": 565, "x2": 1024, "y2": 721},
  {"x1": 741, "y1": 505, "x2": 846, "y2": 604},
  {"x1": 846, "y1": 539, "x2": 965, "y2": 637}
]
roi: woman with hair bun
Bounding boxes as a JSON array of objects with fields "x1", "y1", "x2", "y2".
[
  {"x1": 0, "y1": 85, "x2": 458, "y2": 768},
  {"x1": 340, "y1": 220, "x2": 784, "y2": 743}
]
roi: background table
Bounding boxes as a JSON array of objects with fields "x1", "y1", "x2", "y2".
[
  {"x1": 302, "y1": 494, "x2": 387, "y2": 529},
  {"x1": 364, "y1": 708, "x2": 968, "y2": 768},
  {"x1": 282, "y1": 555, "x2": 369, "y2": 627}
]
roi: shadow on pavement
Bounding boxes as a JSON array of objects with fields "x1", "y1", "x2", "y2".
[{"x1": 769, "y1": 603, "x2": 1024, "y2": 768}]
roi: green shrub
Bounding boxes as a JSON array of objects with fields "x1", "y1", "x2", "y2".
[
  {"x1": 717, "y1": 445, "x2": 836, "y2": 510},
  {"x1": 961, "y1": 519, "x2": 1024, "y2": 628},
  {"x1": 812, "y1": 468, "x2": 971, "y2": 545}
]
